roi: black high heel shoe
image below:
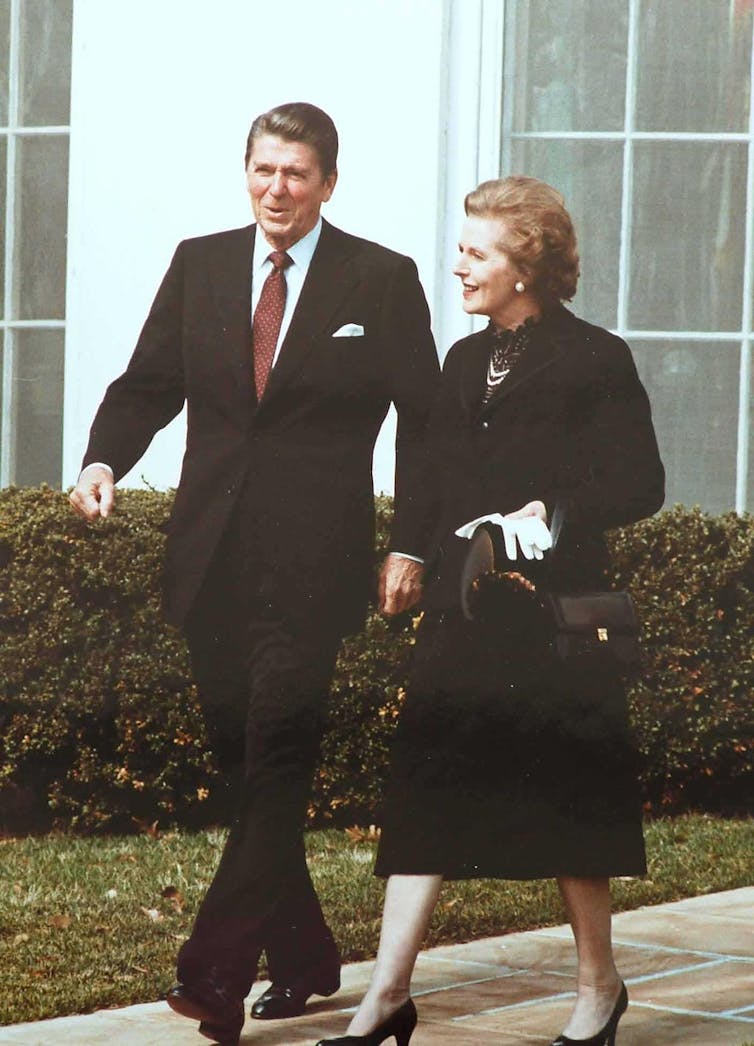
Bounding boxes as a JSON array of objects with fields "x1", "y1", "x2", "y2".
[
  {"x1": 551, "y1": 982, "x2": 628, "y2": 1046},
  {"x1": 315, "y1": 998, "x2": 417, "y2": 1046}
]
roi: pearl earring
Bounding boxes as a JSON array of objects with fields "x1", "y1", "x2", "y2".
[{"x1": 514, "y1": 281, "x2": 525, "y2": 294}]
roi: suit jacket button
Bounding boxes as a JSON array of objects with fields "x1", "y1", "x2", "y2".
[{"x1": 481, "y1": 420, "x2": 489, "y2": 430}]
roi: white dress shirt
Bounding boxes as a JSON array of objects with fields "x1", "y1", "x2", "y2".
[{"x1": 252, "y1": 218, "x2": 322, "y2": 366}]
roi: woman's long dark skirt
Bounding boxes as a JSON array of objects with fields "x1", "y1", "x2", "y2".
[{"x1": 374, "y1": 609, "x2": 647, "y2": 880}]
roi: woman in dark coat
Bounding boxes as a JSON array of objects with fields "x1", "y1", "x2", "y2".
[{"x1": 317, "y1": 176, "x2": 665, "y2": 1046}]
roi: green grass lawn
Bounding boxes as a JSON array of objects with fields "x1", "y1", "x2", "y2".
[{"x1": 1, "y1": 814, "x2": 752, "y2": 1025}]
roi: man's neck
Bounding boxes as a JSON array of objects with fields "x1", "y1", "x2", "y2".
[{"x1": 258, "y1": 218, "x2": 323, "y2": 254}]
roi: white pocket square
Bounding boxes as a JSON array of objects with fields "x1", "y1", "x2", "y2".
[{"x1": 332, "y1": 322, "x2": 365, "y2": 337}]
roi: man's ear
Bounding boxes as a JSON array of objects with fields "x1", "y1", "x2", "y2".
[{"x1": 322, "y1": 168, "x2": 338, "y2": 202}]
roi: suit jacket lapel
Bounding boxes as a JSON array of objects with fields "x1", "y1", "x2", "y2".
[
  {"x1": 208, "y1": 223, "x2": 257, "y2": 407},
  {"x1": 260, "y1": 220, "x2": 360, "y2": 405},
  {"x1": 459, "y1": 327, "x2": 494, "y2": 418}
]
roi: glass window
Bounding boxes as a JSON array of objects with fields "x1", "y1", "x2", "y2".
[
  {"x1": 0, "y1": 1, "x2": 10, "y2": 127},
  {"x1": 509, "y1": 139, "x2": 622, "y2": 330},
  {"x1": 0, "y1": 0, "x2": 71, "y2": 488},
  {"x1": 632, "y1": 340, "x2": 739, "y2": 514},
  {"x1": 18, "y1": 0, "x2": 72, "y2": 126},
  {"x1": 630, "y1": 141, "x2": 748, "y2": 332},
  {"x1": 12, "y1": 328, "x2": 64, "y2": 486},
  {"x1": 0, "y1": 136, "x2": 6, "y2": 314},
  {"x1": 507, "y1": 0, "x2": 628, "y2": 132},
  {"x1": 499, "y1": 0, "x2": 754, "y2": 513},
  {"x1": 14, "y1": 135, "x2": 69, "y2": 320},
  {"x1": 636, "y1": 0, "x2": 752, "y2": 133}
]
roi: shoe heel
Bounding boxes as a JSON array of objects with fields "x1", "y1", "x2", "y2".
[
  {"x1": 198, "y1": 1020, "x2": 239, "y2": 1045},
  {"x1": 395, "y1": 1002, "x2": 417, "y2": 1046}
]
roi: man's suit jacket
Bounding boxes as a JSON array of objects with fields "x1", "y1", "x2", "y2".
[
  {"x1": 82, "y1": 219, "x2": 439, "y2": 632},
  {"x1": 420, "y1": 304, "x2": 666, "y2": 609}
]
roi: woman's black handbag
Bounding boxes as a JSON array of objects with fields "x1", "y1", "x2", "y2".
[
  {"x1": 459, "y1": 522, "x2": 640, "y2": 674},
  {"x1": 544, "y1": 590, "x2": 640, "y2": 671}
]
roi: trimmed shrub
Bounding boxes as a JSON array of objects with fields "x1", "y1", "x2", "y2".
[
  {"x1": 0, "y1": 487, "x2": 211, "y2": 831},
  {"x1": 0, "y1": 488, "x2": 751, "y2": 832},
  {"x1": 609, "y1": 506, "x2": 754, "y2": 812}
]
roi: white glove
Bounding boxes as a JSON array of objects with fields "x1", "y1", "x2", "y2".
[{"x1": 455, "y1": 512, "x2": 553, "y2": 561}]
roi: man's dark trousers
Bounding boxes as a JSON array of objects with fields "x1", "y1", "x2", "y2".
[{"x1": 177, "y1": 497, "x2": 343, "y2": 998}]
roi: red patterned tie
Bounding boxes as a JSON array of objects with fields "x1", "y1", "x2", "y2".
[{"x1": 253, "y1": 250, "x2": 292, "y2": 398}]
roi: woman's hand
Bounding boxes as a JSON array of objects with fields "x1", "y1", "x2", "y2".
[
  {"x1": 502, "y1": 501, "x2": 550, "y2": 560},
  {"x1": 504, "y1": 500, "x2": 547, "y2": 524},
  {"x1": 455, "y1": 501, "x2": 551, "y2": 561}
]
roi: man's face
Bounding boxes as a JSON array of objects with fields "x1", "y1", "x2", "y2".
[{"x1": 246, "y1": 134, "x2": 337, "y2": 250}]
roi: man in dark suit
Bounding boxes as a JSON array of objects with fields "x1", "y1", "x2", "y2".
[{"x1": 69, "y1": 102, "x2": 439, "y2": 1044}]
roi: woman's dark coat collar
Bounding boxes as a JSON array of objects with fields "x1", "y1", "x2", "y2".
[{"x1": 459, "y1": 304, "x2": 580, "y2": 418}]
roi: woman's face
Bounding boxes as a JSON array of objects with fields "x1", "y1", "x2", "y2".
[{"x1": 454, "y1": 215, "x2": 533, "y2": 328}]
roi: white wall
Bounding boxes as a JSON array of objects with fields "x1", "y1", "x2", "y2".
[{"x1": 64, "y1": 0, "x2": 448, "y2": 492}]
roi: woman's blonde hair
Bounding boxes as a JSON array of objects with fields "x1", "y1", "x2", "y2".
[{"x1": 464, "y1": 176, "x2": 580, "y2": 303}]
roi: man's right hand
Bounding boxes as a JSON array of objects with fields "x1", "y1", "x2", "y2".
[{"x1": 69, "y1": 464, "x2": 115, "y2": 521}]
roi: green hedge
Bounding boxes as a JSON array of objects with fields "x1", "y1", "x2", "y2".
[{"x1": 0, "y1": 487, "x2": 751, "y2": 832}]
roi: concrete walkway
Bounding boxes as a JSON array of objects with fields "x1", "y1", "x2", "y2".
[{"x1": 1, "y1": 887, "x2": 752, "y2": 1045}]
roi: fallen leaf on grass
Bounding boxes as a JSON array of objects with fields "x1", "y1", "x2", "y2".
[
  {"x1": 345, "y1": 824, "x2": 381, "y2": 844},
  {"x1": 13, "y1": 933, "x2": 29, "y2": 945},
  {"x1": 48, "y1": 915, "x2": 72, "y2": 930},
  {"x1": 131, "y1": 817, "x2": 160, "y2": 838},
  {"x1": 161, "y1": 885, "x2": 185, "y2": 912}
]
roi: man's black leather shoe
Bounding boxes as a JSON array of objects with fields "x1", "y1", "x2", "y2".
[
  {"x1": 166, "y1": 979, "x2": 244, "y2": 1044},
  {"x1": 250, "y1": 957, "x2": 341, "y2": 1020}
]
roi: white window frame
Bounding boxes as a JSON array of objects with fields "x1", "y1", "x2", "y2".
[{"x1": 0, "y1": 0, "x2": 70, "y2": 487}]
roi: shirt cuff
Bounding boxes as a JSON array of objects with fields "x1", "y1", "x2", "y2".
[
  {"x1": 79, "y1": 462, "x2": 114, "y2": 480},
  {"x1": 389, "y1": 552, "x2": 424, "y2": 564}
]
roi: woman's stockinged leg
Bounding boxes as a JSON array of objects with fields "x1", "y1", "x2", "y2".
[
  {"x1": 346, "y1": 874, "x2": 443, "y2": 1035},
  {"x1": 557, "y1": 876, "x2": 624, "y2": 1039}
]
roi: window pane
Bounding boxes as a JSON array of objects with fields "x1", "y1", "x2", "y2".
[
  {"x1": 509, "y1": 139, "x2": 622, "y2": 329},
  {"x1": 506, "y1": 0, "x2": 627, "y2": 132},
  {"x1": 630, "y1": 142, "x2": 747, "y2": 332},
  {"x1": 18, "y1": 0, "x2": 72, "y2": 126},
  {"x1": 0, "y1": 339, "x2": 4, "y2": 460},
  {"x1": 13, "y1": 327, "x2": 64, "y2": 486},
  {"x1": 0, "y1": 0, "x2": 10, "y2": 126},
  {"x1": 636, "y1": 0, "x2": 753, "y2": 133},
  {"x1": 14, "y1": 135, "x2": 68, "y2": 319},
  {"x1": 632, "y1": 340, "x2": 739, "y2": 514},
  {"x1": 0, "y1": 135, "x2": 6, "y2": 315}
]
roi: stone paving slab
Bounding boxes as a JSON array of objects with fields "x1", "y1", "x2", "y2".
[{"x1": 1, "y1": 887, "x2": 752, "y2": 1045}]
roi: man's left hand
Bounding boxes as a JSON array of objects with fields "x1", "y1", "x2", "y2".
[{"x1": 378, "y1": 554, "x2": 424, "y2": 616}]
